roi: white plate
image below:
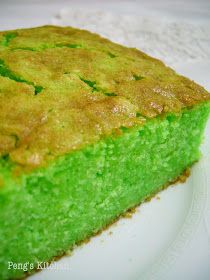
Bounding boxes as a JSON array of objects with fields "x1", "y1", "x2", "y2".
[
  {"x1": 0, "y1": 2, "x2": 209, "y2": 279},
  {"x1": 29, "y1": 61, "x2": 210, "y2": 280}
]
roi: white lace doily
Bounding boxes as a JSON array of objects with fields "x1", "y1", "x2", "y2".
[{"x1": 52, "y1": 8, "x2": 210, "y2": 67}]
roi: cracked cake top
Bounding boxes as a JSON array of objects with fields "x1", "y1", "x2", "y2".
[{"x1": 0, "y1": 25, "x2": 209, "y2": 168}]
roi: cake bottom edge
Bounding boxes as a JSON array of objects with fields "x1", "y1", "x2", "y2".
[{"x1": 21, "y1": 165, "x2": 192, "y2": 280}]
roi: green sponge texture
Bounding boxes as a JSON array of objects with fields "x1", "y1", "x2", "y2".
[{"x1": 0, "y1": 103, "x2": 209, "y2": 279}]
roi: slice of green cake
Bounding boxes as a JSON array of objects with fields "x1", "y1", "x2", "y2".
[{"x1": 0, "y1": 25, "x2": 209, "y2": 280}]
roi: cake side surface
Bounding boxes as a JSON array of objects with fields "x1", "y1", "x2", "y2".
[
  {"x1": 0, "y1": 25, "x2": 209, "y2": 169},
  {"x1": 0, "y1": 103, "x2": 209, "y2": 279}
]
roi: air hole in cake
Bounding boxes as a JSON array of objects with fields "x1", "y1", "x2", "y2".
[
  {"x1": 133, "y1": 74, "x2": 144, "y2": 81},
  {"x1": 1, "y1": 32, "x2": 17, "y2": 47}
]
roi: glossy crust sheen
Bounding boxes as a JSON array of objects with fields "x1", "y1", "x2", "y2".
[{"x1": 0, "y1": 25, "x2": 209, "y2": 167}]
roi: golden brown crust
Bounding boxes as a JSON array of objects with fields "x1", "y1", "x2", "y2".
[{"x1": 0, "y1": 25, "x2": 209, "y2": 168}]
